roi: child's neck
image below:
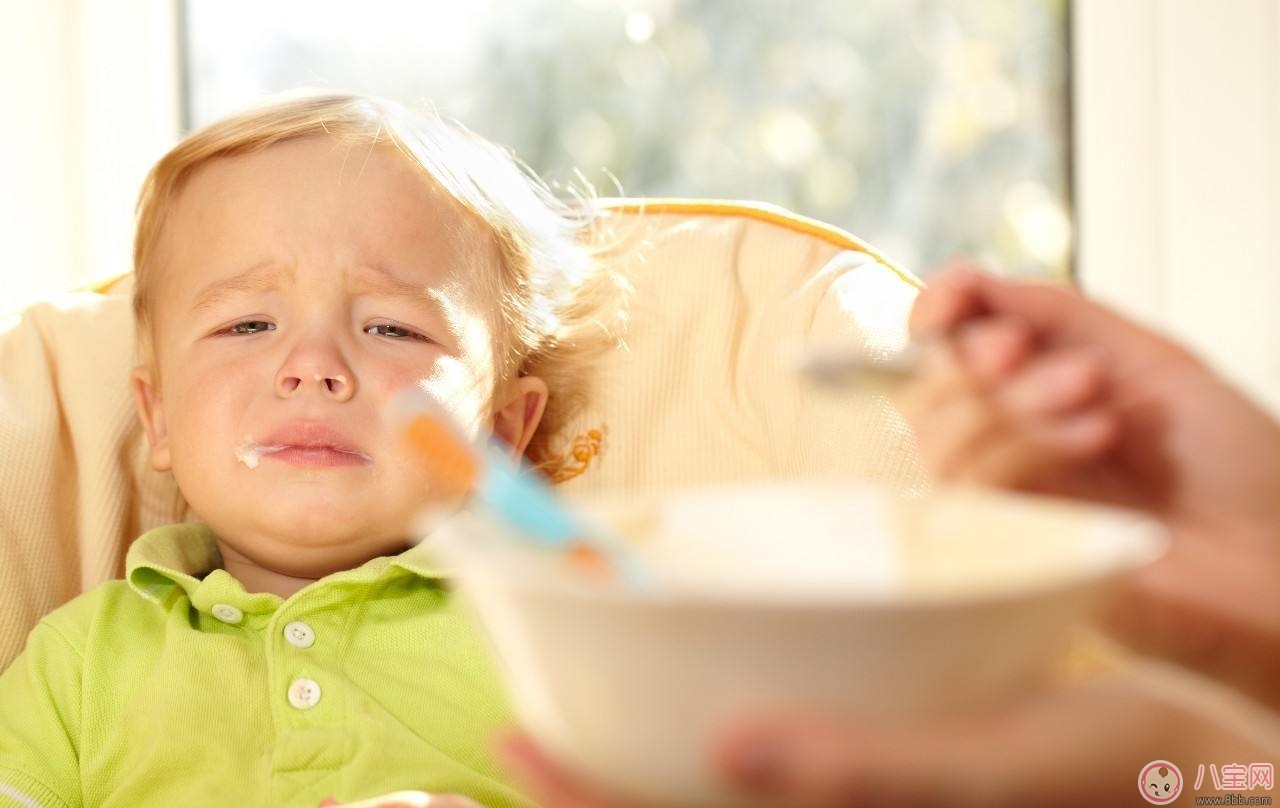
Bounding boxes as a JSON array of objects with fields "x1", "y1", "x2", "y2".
[{"x1": 217, "y1": 542, "x2": 318, "y2": 599}]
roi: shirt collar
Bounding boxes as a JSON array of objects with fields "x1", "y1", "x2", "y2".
[{"x1": 126, "y1": 523, "x2": 451, "y2": 614}]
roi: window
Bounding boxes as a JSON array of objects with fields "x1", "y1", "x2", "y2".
[{"x1": 184, "y1": 0, "x2": 1071, "y2": 277}]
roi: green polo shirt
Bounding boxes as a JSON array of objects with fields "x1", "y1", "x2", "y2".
[{"x1": 0, "y1": 524, "x2": 533, "y2": 808}]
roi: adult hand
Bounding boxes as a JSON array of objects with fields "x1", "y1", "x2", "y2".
[
  {"x1": 500, "y1": 676, "x2": 1265, "y2": 808},
  {"x1": 898, "y1": 265, "x2": 1280, "y2": 706}
]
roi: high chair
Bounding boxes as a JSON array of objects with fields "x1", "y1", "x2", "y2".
[{"x1": 0, "y1": 199, "x2": 925, "y2": 669}]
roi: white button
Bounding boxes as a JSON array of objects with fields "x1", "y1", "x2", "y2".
[
  {"x1": 284, "y1": 621, "x2": 315, "y2": 649},
  {"x1": 287, "y1": 678, "x2": 322, "y2": 710},
  {"x1": 211, "y1": 604, "x2": 243, "y2": 624}
]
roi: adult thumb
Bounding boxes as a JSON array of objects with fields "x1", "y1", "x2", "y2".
[{"x1": 711, "y1": 678, "x2": 1195, "y2": 808}]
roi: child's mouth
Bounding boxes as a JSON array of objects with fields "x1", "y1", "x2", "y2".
[
  {"x1": 237, "y1": 424, "x2": 374, "y2": 469},
  {"x1": 258, "y1": 445, "x2": 372, "y2": 468}
]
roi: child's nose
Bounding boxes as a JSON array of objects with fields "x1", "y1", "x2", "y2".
[
  {"x1": 276, "y1": 371, "x2": 354, "y2": 401},
  {"x1": 275, "y1": 349, "x2": 356, "y2": 402}
]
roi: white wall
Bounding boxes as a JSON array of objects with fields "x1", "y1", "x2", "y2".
[
  {"x1": 1073, "y1": 0, "x2": 1280, "y2": 415},
  {"x1": 0, "y1": 1, "x2": 181, "y2": 312}
]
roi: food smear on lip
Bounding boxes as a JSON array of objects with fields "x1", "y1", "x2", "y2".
[
  {"x1": 233, "y1": 439, "x2": 371, "y2": 469},
  {"x1": 235, "y1": 439, "x2": 283, "y2": 470}
]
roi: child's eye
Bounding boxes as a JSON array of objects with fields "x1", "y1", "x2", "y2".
[
  {"x1": 227, "y1": 320, "x2": 275, "y2": 335},
  {"x1": 366, "y1": 323, "x2": 428, "y2": 341}
]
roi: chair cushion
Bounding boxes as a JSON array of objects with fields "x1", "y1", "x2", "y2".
[{"x1": 549, "y1": 200, "x2": 924, "y2": 499}]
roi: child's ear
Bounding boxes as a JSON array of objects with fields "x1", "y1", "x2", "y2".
[
  {"x1": 131, "y1": 364, "x2": 172, "y2": 471},
  {"x1": 491, "y1": 375, "x2": 549, "y2": 459}
]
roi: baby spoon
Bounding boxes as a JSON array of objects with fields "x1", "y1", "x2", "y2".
[
  {"x1": 392, "y1": 388, "x2": 654, "y2": 592},
  {"x1": 795, "y1": 340, "x2": 924, "y2": 390}
]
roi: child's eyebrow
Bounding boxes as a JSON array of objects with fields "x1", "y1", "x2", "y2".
[
  {"x1": 346, "y1": 264, "x2": 439, "y2": 306},
  {"x1": 191, "y1": 261, "x2": 454, "y2": 323},
  {"x1": 192, "y1": 262, "x2": 290, "y2": 313},
  {"x1": 346, "y1": 265, "x2": 460, "y2": 334}
]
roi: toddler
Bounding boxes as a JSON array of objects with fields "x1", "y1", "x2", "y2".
[{"x1": 0, "y1": 91, "x2": 622, "y2": 808}]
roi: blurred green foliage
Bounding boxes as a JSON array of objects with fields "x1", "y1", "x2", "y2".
[{"x1": 186, "y1": 0, "x2": 1070, "y2": 277}]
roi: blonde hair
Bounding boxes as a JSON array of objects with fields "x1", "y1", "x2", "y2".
[{"x1": 132, "y1": 91, "x2": 626, "y2": 469}]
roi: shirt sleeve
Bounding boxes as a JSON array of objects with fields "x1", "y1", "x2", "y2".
[{"x1": 0, "y1": 621, "x2": 83, "y2": 808}]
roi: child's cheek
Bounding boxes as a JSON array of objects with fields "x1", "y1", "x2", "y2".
[
  {"x1": 380, "y1": 373, "x2": 417, "y2": 399},
  {"x1": 421, "y1": 357, "x2": 492, "y2": 438}
]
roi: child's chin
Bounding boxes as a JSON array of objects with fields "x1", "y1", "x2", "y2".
[{"x1": 263, "y1": 501, "x2": 407, "y2": 544}]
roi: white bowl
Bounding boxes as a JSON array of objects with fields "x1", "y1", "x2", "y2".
[{"x1": 429, "y1": 481, "x2": 1166, "y2": 807}]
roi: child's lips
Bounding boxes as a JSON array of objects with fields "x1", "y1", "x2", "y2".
[
  {"x1": 262, "y1": 445, "x2": 372, "y2": 467},
  {"x1": 249, "y1": 422, "x2": 374, "y2": 468}
]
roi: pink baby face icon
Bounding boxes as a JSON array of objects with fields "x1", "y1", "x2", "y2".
[{"x1": 1140, "y1": 760, "x2": 1183, "y2": 804}]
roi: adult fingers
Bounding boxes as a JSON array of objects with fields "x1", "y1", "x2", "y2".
[
  {"x1": 995, "y1": 349, "x2": 1108, "y2": 419},
  {"x1": 895, "y1": 344, "x2": 1001, "y2": 481},
  {"x1": 951, "y1": 410, "x2": 1118, "y2": 489},
  {"x1": 912, "y1": 266, "x2": 1143, "y2": 356},
  {"x1": 713, "y1": 679, "x2": 1198, "y2": 808},
  {"x1": 908, "y1": 263, "x2": 994, "y2": 339},
  {"x1": 952, "y1": 317, "x2": 1035, "y2": 384}
]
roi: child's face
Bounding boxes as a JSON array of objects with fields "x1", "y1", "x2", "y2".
[{"x1": 132, "y1": 136, "x2": 543, "y2": 576}]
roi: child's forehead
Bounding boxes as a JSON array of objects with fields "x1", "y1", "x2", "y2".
[
  {"x1": 157, "y1": 137, "x2": 504, "y2": 300},
  {"x1": 181, "y1": 137, "x2": 493, "y2": 243}
]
